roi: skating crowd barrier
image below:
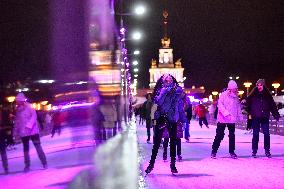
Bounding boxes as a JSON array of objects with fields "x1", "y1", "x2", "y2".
[{"x1": 208, "y1": 113, "x2": 284, "y2": 136}]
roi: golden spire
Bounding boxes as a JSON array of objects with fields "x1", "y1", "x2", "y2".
[
  {"x1": 161, "y1": 10, "x2": 170, "y2": 48},
  {"x1": 163, "y1": 10, "x2": 168, "y2": 38}
]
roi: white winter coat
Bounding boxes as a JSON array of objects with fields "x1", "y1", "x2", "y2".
[
  {"x1": 14, "y1": 103, "x2": 40, "y2": 137},
  {"x1": 217, "y1": 90, "x2": 242, "y2": 123}
]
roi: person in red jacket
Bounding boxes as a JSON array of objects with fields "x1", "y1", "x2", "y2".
[
  {"x1": 195, "y1": 102, "x2": 209, "y2": 128},
  {"x1": 51, "y1": 109, "x2": 66, "y2": 137}
]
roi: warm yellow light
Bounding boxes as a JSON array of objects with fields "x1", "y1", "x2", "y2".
[
  {"x1": 238, "y1": 90, "x2": 244, "y2": 95},
  {"x1": 200, "y1": 86, "x2": 205, "y2": 90},
  {"x1": 46, "y1": 104, "x2": 52, "y2": 111},
  {"x1": 6, "y1": 96, "x2": 15, "y2": 103},
  {"x1": 32, "y1": 103, "x2": 37, "y2": 109},
  {"x1": 192, "y1": 85, "x2": 196, "y2": 89},
  {"x1": 209, "y1": 95, "x2": 213, "y2": 102},
  {"x1": 40, "y1": 101, "x2": 48, "y2": 105},
  {"x1": 243, "y1": 82, "x2": 252, "y2": 88},
  {"x1": 212, "y1": 91, "x2": 218, "y2": 96},
  {"x1": 272, "y1": 83, "x2": 280, "y2": 89}
]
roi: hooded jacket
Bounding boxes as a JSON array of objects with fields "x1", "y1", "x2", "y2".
[
  {"x1": 217, "y1": 90, "x2": 242, "y2": 123},
  {"x1": 246, "y1": 87, "x2": 280, "y2": 120},
  {"x1": 14, "y1": 102, "x2": 40, "y2": 137},
  {"x1": 154, "y1": 86, "x2": 187, "y2": 123}
]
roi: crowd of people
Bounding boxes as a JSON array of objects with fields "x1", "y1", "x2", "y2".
[
  {"x1": 0, "y1": 76, "x2": 281, "y2": 175},
  {"x1": 136, "y1": 75, "x2": 280, "y2": 174}
]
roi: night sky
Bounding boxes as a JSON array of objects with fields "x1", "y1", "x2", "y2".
[{"x1": 1, "y1": 0, "x2": 284, "y2": 94}]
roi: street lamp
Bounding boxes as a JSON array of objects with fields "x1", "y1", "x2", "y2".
[
  {"x1": 134, "y1": 5, "x2": 146, "y2": 15},
  {"x1": 133, "y1": 68, "x2": 139, "y2": 72},
  {"x1": 117, "y1": 4, "x2": 146, "y2": 122},
  {"x1": 272, "y1": 82, "x2": 280, "y2": 96},
  {"x1": 133, "y1": 50, "x2": 140, "y2": 55},
  {"x1": 212, "y1": 91, "x2": 218, "y2": 96},
  {"x1": 243, "y1": 82, "x2": 252, "y2": 97},
  {"x1": 212, "y1": 91, "x2": 218, "y2": 101},
  {"x1": 132, "y1": 31, "x2": 142, "y2": 40},
  {"x1": 238, "y1": 90, "x2": 244, "y2": 98}
]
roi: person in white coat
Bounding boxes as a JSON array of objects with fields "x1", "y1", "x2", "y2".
[
  {"x1": 14, "y1": 93, "x2": 47, "y2": 172},
  {"x1": 211, "y1": 80, "x2": 242, "y2": 159}
]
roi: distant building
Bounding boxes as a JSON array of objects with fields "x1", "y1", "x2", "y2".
[
  {"x1": 148, "y1": 10, "x2": 205, "y2": 97},
  {"x1": 149, "y1": 10, "x2": 184, "y2": 88}
]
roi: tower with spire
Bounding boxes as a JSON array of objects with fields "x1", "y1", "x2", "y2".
[{"x1": 149, "y1": 10, "x2": 184, "y2": 88}]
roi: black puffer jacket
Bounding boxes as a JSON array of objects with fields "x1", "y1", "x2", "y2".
[{"x1": 247, "y1": 87, "x2": 280, "y2": 120}]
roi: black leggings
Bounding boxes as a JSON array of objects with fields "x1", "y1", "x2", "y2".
[
  {"x1": 149, "y1": 122, "x2": 177, "y2": 165},
  {"x1": 22, "y1": 134, "x2": 47, "y2": 167}
]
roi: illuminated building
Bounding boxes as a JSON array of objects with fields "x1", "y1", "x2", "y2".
[{"x1": 149, "y1": 10, "x2": 184, "y2": 88}]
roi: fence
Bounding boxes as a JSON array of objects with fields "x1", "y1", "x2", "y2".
[{"x1": 208, "y1": 114, "x2": 284, "y2": 136}]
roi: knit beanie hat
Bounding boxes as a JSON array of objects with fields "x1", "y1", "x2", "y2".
[
  {"x1": 227, "y1": 80, "x2": 238, "y2": 89},
  {"x1": 256, "y1": 79, "x2": 265, "y2": 86},
  {"x1": 15, "y1": 93, "x2": 27, "y2": 102}
]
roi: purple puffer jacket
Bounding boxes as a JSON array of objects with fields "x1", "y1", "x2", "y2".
[{"x1": 162, "y1": 122, "x2": 183, "y2": 138}]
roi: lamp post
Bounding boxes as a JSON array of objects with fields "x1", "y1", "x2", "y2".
[
  {"x1": 243, "y1": 82, "x2": 252, "y2": 97},
  {"x1": 117, "y1": 4, "x2": 146, "y2": 122},
  {"x1": 272, "y1": 83, "x2": 280, "y2": 96}
]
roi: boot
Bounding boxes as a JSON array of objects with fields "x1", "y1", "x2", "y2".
[
  {"x1": 252, "y1": 149, "x2": 257, "y2": 158},
  {"x1": 170, "y1": 158, "x2": 178, "y2": 173},
  {"x1": 24, "y1": 166, "x2": 30, "y2": 173},
  {"x1": 265, "y1": 150, "x2": 272, "y2": 158},
  {"x1": 145, "y1": 163, "x2": 154, "y2": 174},
  {"x1": 211, "y1": 151, "x2": 217, "y2": 159},
  {"x1": 230, "y1": 152, "x2": 238, "y2": 159},
  {"x1": 4, "y1": 167, "x2": 9, "y2": 175},
  {"x1": 170, "y1": 163, "x2": 178, "y2": 173},
  {"x1": 43, "y1": 163, "x2": 48, "y2": 169},
  {"x1": 163, "y1": 152, "x2": 167, "y2": 161},
  {"x1": 177, "y1": 155, "x2": 182, "y2": 162}
]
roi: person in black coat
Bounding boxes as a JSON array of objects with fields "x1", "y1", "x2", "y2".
[
  {"x1": 245, "y1": 79, "x2": 280, "y2": 158},
  {"x1": 0, "y1": 107, "x2": 9, "y2": 174},
  {"x1": 142, "y1": 93, "x2": 153, "y2": 143},
  {"x1": 184, "y1": 94, "x2": 192, "y2": 143}
]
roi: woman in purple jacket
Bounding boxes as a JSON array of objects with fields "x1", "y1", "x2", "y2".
[{"x1": 145, "y1": 74, "x2": 186, "y2": 174}]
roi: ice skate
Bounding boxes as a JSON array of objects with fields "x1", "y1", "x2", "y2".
[{"x1": 145, "y1": 163, "x2": 154, "y2": 175}]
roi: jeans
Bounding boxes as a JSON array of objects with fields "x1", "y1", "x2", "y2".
[
  {"x1": 252, "y1": 118, "x2": 270, "y2": 152},
  {"x1": 21, "y1": 134, "x2": 47, "y2": 167},
  {"x1": 184, "y1": 121, "x2": 190, "y2": 140},
  {"x1": 149, "y1": 122, "x2": 177, "y2": 165},
  {"x1": 146, "y1": 118, "x2": 152, "y2": 141},
  {"x1": 212, "y1": 122, "x2": 235, "y2": 153},
  {"x1": 199, "y1": 117, "x2": 208, "y2": 127},
  {"x1": 0, "y1": 131, "x2": 8, "y2": 170}
]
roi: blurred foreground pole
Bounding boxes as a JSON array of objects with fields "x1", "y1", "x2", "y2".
[
  {"x1": 88, "y1": 0, "x2": 124, "y2": 140},
  {"x1": 49, "y1": 0, "x2": 89, "y2": 87}
]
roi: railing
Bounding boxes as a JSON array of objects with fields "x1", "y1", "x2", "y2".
[{"x1": 208, "y1": 114, "x2": 284, "y2": 136}]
